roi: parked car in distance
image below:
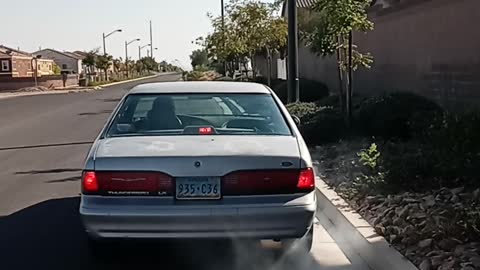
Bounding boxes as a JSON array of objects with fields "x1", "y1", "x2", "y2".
[{"x1": 79, "y1": 81, "x2": 316, "y2": 255}]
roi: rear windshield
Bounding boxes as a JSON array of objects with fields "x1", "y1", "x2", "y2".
[{"x1": 106, "y1": 93, "x2": 291, "y2": 137}]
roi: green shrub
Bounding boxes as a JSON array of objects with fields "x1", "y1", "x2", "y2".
[
  {"x1": 355, "y1": 143, "x2": 386, "y2": 191},
  {"x1": 214, "y1": 76, "x2": 235, "y2": 81},
  {"x1": 354, "y1": 92, "x2": 443, "y2": 139},
  {"x1": 371, "y1": 111, "x2": 480, "y2": 191},
  {"x1": 301, "y1": 107, "x2": 346, "y2": 145},
  {"x1": 286, "y1": 102, "x2": 321, "y2": 122}
]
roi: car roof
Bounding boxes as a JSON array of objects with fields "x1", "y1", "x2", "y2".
[{"x1": 128, "y1": 81, "x2": 271, "y2": 94}]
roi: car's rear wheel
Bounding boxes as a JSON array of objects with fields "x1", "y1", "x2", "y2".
[{"x1": 281, "y1": 225, "x2": 314, "y2": 254}]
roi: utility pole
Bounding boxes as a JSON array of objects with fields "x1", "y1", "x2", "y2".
[
  {"x1": 139, "y1": 44, "x2": 151, "y2": 59},
  {"x1": 287, "y1": 0, "x2": 300, "y2": 103},
  {"x1": 150, "y1": 21, "x2": 153, "y2": 58}
]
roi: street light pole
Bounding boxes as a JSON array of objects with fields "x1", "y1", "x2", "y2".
[
  {"x1": 139, "y1": 44, "x2": 151, "y2": 59},
  {"x1": 287, "y1": 0, "x2": 300, "y2": 103},
  {"x1": 150, "y1": 20, "x2": 154, "y2": 57},
  {"x1": 103, "y1": 33, "x2": 106, "y2": 55},
  {"x1": 102, "y1": 29, "x2": 122, "y2": 55},
  {"x1": 125, "y1": 38, "x2": 140, "y2": 78}
]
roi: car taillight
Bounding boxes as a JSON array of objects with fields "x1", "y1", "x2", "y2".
[
  {"x1": 81, "y1": 171, "x2": 172, "y2": 196},
  {"x1": 222, "y1": 168, "x2": 315, "y2": 195},
  {"x1": 297, "y1": 168, "x2": 315, "y2": 192},
  {"x1": 82, "y1": 171, "x2": 98, "y2": 193}
]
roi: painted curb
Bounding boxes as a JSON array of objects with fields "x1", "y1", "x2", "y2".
[
  {"x1": 313, "y1": 162, "x2": 419, "y2": 270},
  {"x1": 97, "y1": 75, "x2": 158, "y2": 88},
  {"x1": 0, "y1": 88, "x2": 98, "y2": 100},
  {"x1": 97, "y1": 72, "x2": 179, "y2": 88}
]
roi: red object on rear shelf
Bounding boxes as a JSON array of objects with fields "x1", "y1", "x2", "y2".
[
  {"x1": 199, "y1": 127, "x2": 213, "y2": 135},
  {"x1": 82, "y1": 171, "x2": 173, "y2": 195},
  {"x1": 222, "y1": 168, "x2": 314, "y2": 195}
]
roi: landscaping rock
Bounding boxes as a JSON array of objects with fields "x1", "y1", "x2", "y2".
[
  {"x1": 438, "y1": 239, "x2": 458, "y2": 251},
  {"x1": 431, "y1": 255, "x2": 446, "y2": 268},
  {"x1": 438, "y1": 259, "x2": 455, "y2": 270},
  {"x1": 451, "y1": 187, "x2": 465, "y2": 194},
  {"x1": 422, "y1": 195, "x2": 436, "y2": 207},
  {"x1": 470, "y1": 256, "x2": 480, "y2": 268},
  {"x1": 419, "y1": 259, "x2": 431, "y2": 270},
  {"x1": 419, "y1": 239, "x2": 433, "y2": 248}
]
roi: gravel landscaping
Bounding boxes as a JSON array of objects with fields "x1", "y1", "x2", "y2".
[{"x1": 313, "y1": 141, "x2": 480, "y2": 270}]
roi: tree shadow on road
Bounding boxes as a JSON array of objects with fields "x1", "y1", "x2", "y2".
[
  {"x1": 46, "y1": 176, "x2": 81, "y2": 183},
  {"x1": 0, "y1": 141, "x2": 92, "y2": 152},
  {"x1": 0, "y1": 197, "x2": 339, "y2": 270},
  {"x1": 78, "y1": 109, "x2": 113, "y2": 116},
  {"x1": 15, "y1": 168, "x2": 82, "y2": 175},
  {"x1": 97, "y1": 98, "x2": 121, "y2": 103}
]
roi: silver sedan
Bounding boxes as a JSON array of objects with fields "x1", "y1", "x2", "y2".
[{"x1": 80, "y1": 81, "x2": 316, "y2": 255}]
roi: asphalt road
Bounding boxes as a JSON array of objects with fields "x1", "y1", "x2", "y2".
[{"x1": 0, "y1": 73, "x2": 370, "y2": 270}]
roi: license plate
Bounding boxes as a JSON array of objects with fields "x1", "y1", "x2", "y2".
[{"x1": 175, "y1": 177, "x2": 221, "y2": 200}]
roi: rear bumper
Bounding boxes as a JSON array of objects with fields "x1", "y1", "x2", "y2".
[{"x1": 80, "y1": 193, "x2": 316, "y2": 240}]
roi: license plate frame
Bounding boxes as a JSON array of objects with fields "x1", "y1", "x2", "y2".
[{"x1": 175, "y1": 177, "x2": 221, "y2": 200}]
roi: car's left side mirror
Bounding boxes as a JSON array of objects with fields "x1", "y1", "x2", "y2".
[{"x1": 292, "y1": 115, "x2": 301, "y2": 126}]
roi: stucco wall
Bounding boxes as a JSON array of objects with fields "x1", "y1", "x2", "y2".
[
  {"x1": 263, "y1": 0, "x2": 480, "y2": 110},
  {"x1": 0, "y1": 75, "x2": 79, "y2": 91},
  {"x1": 354, "y1": 0, "x2": 480, "y2": 109}
]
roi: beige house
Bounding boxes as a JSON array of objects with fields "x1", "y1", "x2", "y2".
[{"x1": 36, "y1": 59, "x2": 55, "y2": 76}]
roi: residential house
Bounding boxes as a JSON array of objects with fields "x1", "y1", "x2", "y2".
[
  {"x1": 264, "y1": 0, "x2": 480, "y2": 109},
  {"x1": 36, "y1": 58, "x2": 55, "y2": 76},
  {"x1": 0, "y1": 45, "x2": 35, "y2": 77},
  {"x1": 0, "y1": 45, "x2": 55, "y2": 77},
  {"x1": 34, "y1": 49, "x2": 83, "y2": 74}
]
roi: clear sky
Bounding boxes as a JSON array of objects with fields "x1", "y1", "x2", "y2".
[{"x1": 1, "y1": 0, "x2": 272, "y2": 70}]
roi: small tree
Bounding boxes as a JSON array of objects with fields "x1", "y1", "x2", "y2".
[
  {"x1": 139, "y1": 57, "x2": 158, "y2": 72},
  {"x1": 228, "y1": 0, "x2": 287, "y2": 80},
  {"x1": 52, "y1": 63, "x2": 61, "y2": 75},
  {"x1": 95, "y1": 54, "x2": 113, "y2": 81},
  {"x1": 190, "y1": 49, "x2": 209, "y2": 69},
  {"x1": 198, "y1": 0, "x2": 287, "y2": 80},
  {"x1": 303, "y1": 0, "x2": 374, "y2": 126},
  {"x1": 82, "y1": 49, "x2": 98, "y2": 77}
]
